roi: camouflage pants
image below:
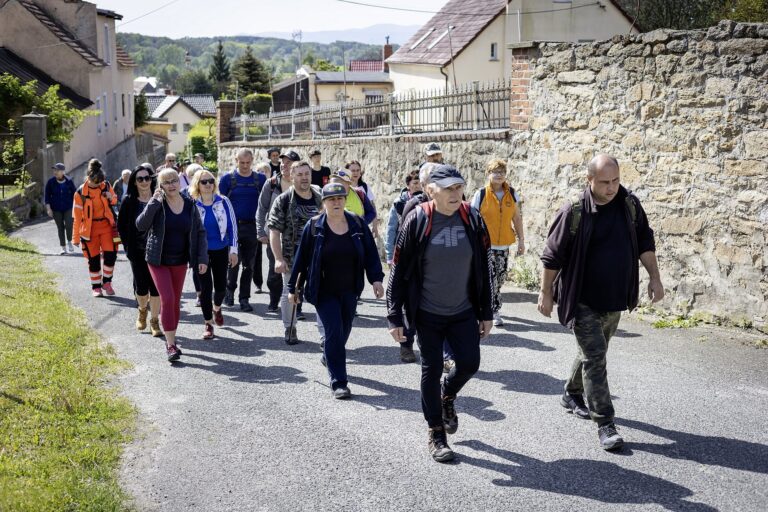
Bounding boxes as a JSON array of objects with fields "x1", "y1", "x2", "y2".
[
  {"x1": 565, "y1": 303, "x2": 621, "y2": 425},
  {"x1": 490, "y1": 248, "x2": 509, "y2": 313}
]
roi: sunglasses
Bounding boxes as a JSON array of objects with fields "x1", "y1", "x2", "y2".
[
  {"x1": 199, "y1": 179, "x2": 215, "y2": 185},
  {"x1": 136, "y1": 175, "x2": 153, "y2": 183}
]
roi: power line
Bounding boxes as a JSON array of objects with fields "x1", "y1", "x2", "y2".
[{"x1": 335, "y1": 0, "x2": 602, "y2": 17}]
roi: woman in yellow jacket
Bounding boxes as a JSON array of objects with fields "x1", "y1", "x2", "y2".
[
  {"x1": 72, "y1": 159, "x2": 119, "y2": 297},
  {"x1": 470, "y1": 158, "x2": 525, "y2": 326}
]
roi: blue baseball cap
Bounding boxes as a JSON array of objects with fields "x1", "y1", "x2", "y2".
[
  {"x1": 52, "y1": 163, "x2": 65, "y2": 171},
  {"x1": 322, "y1": 183, "x2": 347, "y2": 200}
]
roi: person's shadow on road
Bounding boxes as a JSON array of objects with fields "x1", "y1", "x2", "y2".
[
  {"x1": 622, "y1": 418, "x2": 768, "y2": 474},
  {"x1": 178, "y1": 352, "x2": 308, "y2": 384},
  {"x1": 455, "y1": 439, "x2": 717, "y2": 512},
  {"x1": 473, "y1": 369, "x2": 565, "y2": 395}
]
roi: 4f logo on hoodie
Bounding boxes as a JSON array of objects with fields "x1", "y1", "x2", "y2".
[{"x1": 430, "y1": 226, "x2": 466, "y2": 248}]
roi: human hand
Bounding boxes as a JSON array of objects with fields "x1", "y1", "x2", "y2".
[
  {"x1": 229, "y1": 253, "x2": 238, "y2": 267},
  {"x1": 46, "y1": 207, "x2": 53, "y2": 218},
  {"x1": 479, "y1": 320, "x2": 493, "y2": 339},
  {"x1": 153, "y1": 189, "x2": 164, "y2": 202},
  {"x1": 198, "y1": 263, "x2": 208, "y2": 274},
  {"x1": 257, "y1": 235, "x2": 268, "y2": 244},
  {"x1": 104, "y1": 191, "x2": 113, "y2": 200},
  {"x1": 648, "y1": 278, "x2": 665, "y2": 303},
  {"x1": 274, "y1": 259, "x2": 287, "y2": 273},
  {"x1": 516, "y1": 241, "x2": 525, "y2": 255},
  {"x1": 372, "y1": 281, "x2": 384, "y2": 299},
  {"x1": 537, "y1": 290, "x2": 554, "y2": 317},
  {"x1": 389, "y1": 327, "x2": 406, "y2": 343},
  {"x1": 288, "y1": 293, "x2": 301, "y2": 305}
]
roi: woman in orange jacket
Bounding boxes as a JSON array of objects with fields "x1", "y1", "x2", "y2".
[
  {"x1": 72, "y1": 159, "x2": 119, "y2": 297},
  {"x1": 470, "y1": 158, "x2": 525, "y2": 326}
]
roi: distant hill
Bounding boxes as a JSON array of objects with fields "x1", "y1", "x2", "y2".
[
  {"x1": 117, "y1": 33, "x2": 396, "y2": 87},
  {"x1": 254, "y1": 24, "x2": 420, "y2": 45}
]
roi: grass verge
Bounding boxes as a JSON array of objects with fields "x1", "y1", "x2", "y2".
[{"x1": 0, "y1": 234, "x2": 135, "y2": 511}]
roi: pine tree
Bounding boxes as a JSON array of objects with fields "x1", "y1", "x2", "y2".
[
  {"x1": 230, "y1": 46, "x2": 271, "y2": 96},
  {"x1": 134, "y1": 91, "x2": 149, "y2": 128},
  {"x1": 209, "y1": 40, "x2": 230, "y2": 83}
]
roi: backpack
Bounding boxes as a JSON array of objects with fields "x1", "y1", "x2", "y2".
[
  {"x1": 569, "y1": 194, "x2": 638, "y2": 236},
  {"x1": 224, "y1": 170, "x2": 264, "y2": 197},
  {"x1": 415, "y1": 200, "x2": 479, "y2": 243},
  {"x1": 477, "y1": 186, "x2": 516, "y2": 206}
]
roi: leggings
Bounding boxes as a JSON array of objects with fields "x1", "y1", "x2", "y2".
[
  {"x1": 148, "y1": 264, "x2": 187, "y2": 332},
  {"x1": 129, "y1": 257, "x2": 159, "y2": 297},
  {"x1": 200, "y1": 248, "x2": 229, "y2": 321}
]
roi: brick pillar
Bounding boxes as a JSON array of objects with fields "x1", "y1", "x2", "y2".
[
  {"x1": 509, "y1": 46, "x2": 535, "y2": 130},
  {"x1": 217, "y1": 100, "x2": 240, "y2": 144}
]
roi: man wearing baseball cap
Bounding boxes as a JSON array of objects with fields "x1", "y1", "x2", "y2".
[
  {"x1": 423, "y1": 142, "x2": 443, "y2": 165},
  {"x1": 308, "y1": 148, "x2": 331, "y2": 188},
  {"x1": 44, "y1": 163, "x2": 77, "y2": 254}
]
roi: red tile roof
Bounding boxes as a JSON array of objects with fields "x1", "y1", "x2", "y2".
[
  {"x1": 115, "y1": 45, "x2": 137, "y2": 68},
  {"x1": 349, "y1": 60, "x2": 384, "y2": 72}
]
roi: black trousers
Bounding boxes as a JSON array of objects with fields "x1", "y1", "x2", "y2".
[
  {"x1": 265, "y1": 244, "x2": 283, "y2": 308},
  {"x1": 251, "y1": 240, "x2": 263, "y2": 289},
  {"x1": 129, "y1": 256, "x2": 159, "y2": 297},
  {"x1": 227, "y1": 222, "x2": 257, "y2": 300},
  {"x1": 200, "y1": 248, "x2": 229, "y2": 321},
  {"x1": 416, "y1": 308, "x2": 481, "y2": 428}
]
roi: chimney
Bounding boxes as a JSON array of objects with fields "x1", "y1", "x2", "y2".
[{"x1": 382, "y1": 36, "x2": 393, "y2": 72}]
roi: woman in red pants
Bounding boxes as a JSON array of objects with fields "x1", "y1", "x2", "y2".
[
  {"x1": 72, "y1": 159, "x2": 119, "y2": 297},
  {"x1": 136, "y1": 168, "x2": 208, "y2": 362}
]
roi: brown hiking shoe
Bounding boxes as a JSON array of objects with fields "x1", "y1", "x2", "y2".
[
  {"x1": 428, "y1": 427, "x2": 455, "y2": 462},
  {"x1": 136, "y1": 307, "x2": 148, "y2": 331},
  {"x1": 150, "y1": 317, "x2": 163, "y2": 337}
]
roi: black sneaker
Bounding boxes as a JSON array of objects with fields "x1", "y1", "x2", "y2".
[
  {"x1": 223, "y1": 290, "x2": 235, "y2": 307},
  {"x1": 400, "y1": 345, "x2": 417, "y2": 363},
  {"x1": 296, "y1": 312, "x2": 306, "y2": 321},
  {"x1": 166, "y1": 345, "x2": 181, "y2": 362},
  {"x1": 332, "y1": 386, "x2": 351, "y2": 399},
  {"x1": 560, "y1": 392, "x2": 590, "y2": 420},
  {"x1": 267, "y1": 304, "x2": 279, "y2": 313},
  {"x1": 239, "y1": 299, "x2": 253, "y2": 312},
  {"x1": 428, "y1": 427, "x2": 454, "y2": 462},
  {"x1": 598, "y1": 422, "x2": 624, "y2": 451},
  {"x1": 255, "y1": 287, "x2": 263, "y2": 294},
  {"x1": 441, "y1": 384, "x2": 458, "y2": 434},
  {"x1": 284, "y1": 326, "x2": 299, "y2": 345}
]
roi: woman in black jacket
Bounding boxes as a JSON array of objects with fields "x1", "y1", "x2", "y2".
[
  {"x1": 136, "y1": 168, "x2": 208, "y2": 362},
  {"x1": 118, "y1": 164, "x2": 162, "y2": 337},
  {"x1": 387, "y1": 165, "x2": 494, "y2": 463}
]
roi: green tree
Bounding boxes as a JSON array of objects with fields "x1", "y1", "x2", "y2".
[
  {"x1": 134, "y1": 91, "x2": 149, "y2": 128},
  {"x1": 176, "y1": 69, "x2": 212, "y2": 94},
  {"x1": 157, "y1": 44, "x2": 187, "y2": 68},
  {"x1": 712, "y1": 0, "x2": 768, "y2": 21},
  {"x1": 209, "y1": 40, "x2": 231, "y2": 99},
  {"x1": 158, "y1": 64, "x2": 182, "y2": 89},
  {"x1": 230, "y1": 46, "x2": 271, "y2": 95},
  {"x1": 312, "y1": 58, "x2": 341, "y2": 71}
]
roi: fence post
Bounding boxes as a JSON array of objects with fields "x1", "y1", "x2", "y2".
[
  {"x1": 388, "y1": 94, "x2": 394, "y2": 136},
  {"x1": 472, "y1": 80, "x2": 481, "y2": 131},
  {"x1": 268, "y1": 107, "x2": 273, "y2": 139},
  {"x1": 291, "y1": 108, "x2": 296, "y2": 140},
  {"x1": 310, "y1": 105, "x2": 316, "y2": 140},
  {"x1": 241, "y1": 115, "x2": 247, "y2": 141},
  {"x1": 339, "y1": 102, "x2": 344, "y2": 139}
]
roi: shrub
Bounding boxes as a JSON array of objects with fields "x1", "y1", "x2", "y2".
[{"x1": 242, "y1": 93, "x2": 272, "y2": 115}]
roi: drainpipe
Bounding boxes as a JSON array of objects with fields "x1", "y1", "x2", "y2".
[{"x1": 439, "y1": 66, "x2": 449, "y2": 92}]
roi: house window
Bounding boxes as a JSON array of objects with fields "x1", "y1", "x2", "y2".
[
  {"x1": 490, "y1": 42, "x2": 498, "y2": 60},
  {"x1": 122, "y1": 94, "x2": 125, "y2": 117},
  {"x1": 170, "y1": 124, "x2": 178, "y2": 133},
  {"x1": 103, "y1": 93, "x2": 108, "y2": 131},
  {"x1": 427, "y1": 26, "x2": 454, "y2": 50},
  {"x1": 96, "y1": 98, "x2": 101, "y2": 135},
  {"x1": 103, "y1": 24, "x2": 111, "y2": 64},
  {"x1": 182, "y1": 123, "x2": 192, "y2": 132},
  {"x1": 113, "y1": 92, "x2": 118, "y2": 124}
]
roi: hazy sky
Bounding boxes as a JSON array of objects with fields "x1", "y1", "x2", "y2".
[{"x1": 95, "y1": 0, "x2": 448, "y2": 39}]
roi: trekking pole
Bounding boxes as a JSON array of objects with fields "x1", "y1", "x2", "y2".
[{"x1": 288, "y1": 272, "x2": 304, "y2": 334}]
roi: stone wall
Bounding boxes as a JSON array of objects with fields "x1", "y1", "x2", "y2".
[
  {"x1": 0, "y1": 182, "x2": 43, "y2": 221},
  {"x1": 218, "y1": 20, "x2": 767, "y2": 327}
]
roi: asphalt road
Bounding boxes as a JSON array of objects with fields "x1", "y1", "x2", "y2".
[{"x1": 17, "y1": 219, "x2": 768, "y2": 512}]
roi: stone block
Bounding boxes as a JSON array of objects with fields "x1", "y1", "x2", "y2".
[
  {"x1": 561, "y1": 86, "x2": 596, "y2": 98},
  {"x1": 704, "y1": 77, "x2": 735, "y2": 97},
  {"x1": 743, "y1": 131, "x2": 768, "y2": 158},
  {"x1": 623, "y1": 131, "x2": 644, "y2": 148},
  {"x1": 737, "y1": 76, "x2": 762, "y2": 97},
  {"x1": 557, "y1": 151, "x2": 583, "y2": 165},
  {"x1": 642, "y1": 29, "x2": 672, "y2": 44},
  {"x1": 641, "y1": 101, "x2": 665, "y2": 121},
  {"x1": 624, "y1": 57, "x2": 645, "y2": 72},
  {"x1": 724, "y1": 160, "x2": 767, "y2": 177},
  {"x1": 677, "y1": 96, "x2": 726, "y2": 108},
  {"x1": 719, "y1": 38, "x2": 768, "y2": 56},
  {"x1": 656, "y1": 55, "x2": 680, "y2": 76},
  {"x1": 696, "y1": 40, "x2": 717, "y2": 54},
  {"x1": 530, "y1": 116, "x2": 551, "y2": 130},
  {"x1": 662, "y1": 216, "x2": 704, "y2": 235},
  {"x1": 669, "y1": 72, "x2": 706, "y2": 88},
  {"x1": 707, "y1": 20, "x2": 736, "y2": 40},
  {"x1": 666, "y1": 39, "x2": 689, "y2": 53},
  {"x1": 557, "y1": 70, "x2": 596, "y2": 84}
]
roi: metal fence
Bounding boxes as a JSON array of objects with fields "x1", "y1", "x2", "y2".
[{"x1": 230, "y1": 79, "x2": 510, "y2": 141}]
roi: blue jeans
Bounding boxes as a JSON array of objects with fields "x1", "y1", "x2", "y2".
[{"x1": 315, "y1": 291, "x2": 358, "y2": 390}]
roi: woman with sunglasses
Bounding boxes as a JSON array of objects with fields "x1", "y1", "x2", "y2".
[
  {"x1": 72, "y1": 158, "x2": 119, "y2": 297},
  {"x1": 137, "y1": 168, "x2": 208, "y2": 362},
  {"x1": 118, "y1": 163, "x2": 162, "y2": 337},
  {"x1": 188, "y1": 169, "x2": 238, "y2": 339}
]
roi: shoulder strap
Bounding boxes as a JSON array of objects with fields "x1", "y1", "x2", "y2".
[
  {"x1": 479, "y1": 187, "x2": 486, "y2": 204},
  {"x1": 569, "y1": 197, "x2": 582, "y2": 237},
  {"x1": 416, "y1": 200, "x2": 435, "y2": 242},
  {"x1": 225, "y1": 170, "x2": 237, "y2": 197},
  {"x1": 625, "y1": 194, "x2": 637, "y2": 225}
]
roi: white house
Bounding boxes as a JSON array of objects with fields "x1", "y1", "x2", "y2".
[
  {"x1": 386, "y1": 0, "x2": 639, "y2": 93},
  {"x1": 150, "y1": 94, "x2": 216, "y2": 154}
]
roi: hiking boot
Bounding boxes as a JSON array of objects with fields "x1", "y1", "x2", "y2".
[
  {"x1": 166, "y1": 345, "x2": 181, "y2": 362},
  {"x1": 202, "y1": 323, "x2": 214, "y2": 340},
  {"x1": 92, "y1": 287, "x2": 103, "y2": 298},
  {"x1": 284, "y1": 326, "x2": 299, "y2": 345},
  {"x1": 150, "y1": 318, "x2": 163, "y2": 337},
  {"x1": 493, "y1": 311, "x2": 504, "y2": 326},
  {"x1": 443, "y1": 358, "x2": 455, "y2": 374},
  {"x1": 598, "y1": 422, "x2": 624, "y2": 451},
  {"x1": 136, "y1": 307, "x2": 148, "y2": 330},
  {"x1": 223, "y1": 290, "x2": 235, "y2": 307},
  {"x1": 428, "y1": 427, "x2": 455, "y2": 462},
  {"x1": 239, "y1": 298, "x2": 253, "y2": 312},
  {"x1": 441, "y1": 384, "x2": 458, "y2": 434},
  {"x1": 213, "y1": 309, "x2": 224, "y2": 327},
  {"x1": 255, "y1": 287, "x2": 263, "y2": 294},
  {"x1": 332, "y1": 386, "x2": 351, "y2": 399},
  {"x1": 560, "y1": 392, "x2": 590, "y2": 420},
  {"x1": 400, "y1": 345, "x2": 417, "y2": 363},
  {"x1": 102, "y1": 282, "x2": 115, "y2": 296}
]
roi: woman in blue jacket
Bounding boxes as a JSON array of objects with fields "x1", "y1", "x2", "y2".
[
  {"x1": 288, "y1": 183, "x2": 384, "y2": 400},
  {"x1": 189, "y1": 169, "x2": 239, "y2": 340},
  {"x1": 44, "y1": 163, "x2": 77, "y2": 254}
]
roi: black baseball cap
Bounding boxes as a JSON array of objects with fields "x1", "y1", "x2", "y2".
[
  {"x1": 267, "y1": 147, "x2": 280, "y2": 156},
  {"x1": 309, "y1": 148, "x2": 321, "y2": 157},
  {"x1": 279, "y1": 150, "x2": 301, "y2": 161},
  {"x1": 428, "y1": 164, "x2": 465, "y2": 188}
]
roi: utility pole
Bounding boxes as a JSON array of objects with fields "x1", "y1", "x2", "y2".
[{"x1": 292, "y1": 30, "x2": 303, "y2": 112}]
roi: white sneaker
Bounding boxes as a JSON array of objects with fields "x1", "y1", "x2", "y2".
[
  {"x1": 493, "y1": 312, "x2": 504, "y2": 326},
  {"x1": 59, "y1": 246, "x2": 67, "y2": 255},
  {"x1": 66, "y1": 242, "x2": 75, "y2": 253}
]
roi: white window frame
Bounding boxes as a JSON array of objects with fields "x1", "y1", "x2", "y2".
[
  {"x1": 170, "y1": 123, "x2": 178, "y2": 133},
  {"x1": 95, "y1": 98, "x2": 102, "y2": 135},
  {"x1": 490, "y1": 42, "x2": 498, "y2": 61},
  {"x1": 103, "y1": 24, "x2": 111, "y2": 64}
]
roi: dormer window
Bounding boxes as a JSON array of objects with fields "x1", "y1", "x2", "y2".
[
  {"x1": 427, "y1": 26, "x2": 454, "y2": 50},
  {"x1": 410, "y1": 28, "x2": 435, "y2": 50}
]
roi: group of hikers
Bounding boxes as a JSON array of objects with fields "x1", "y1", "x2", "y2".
[{"x1": 44, "y1": 143, "x2": 664, "y2": 462}]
